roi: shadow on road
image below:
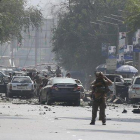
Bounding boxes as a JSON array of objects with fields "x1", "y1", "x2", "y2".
[
  {"x1": 59, "y1": 117, "x2": 140, "y2": 123},
  {"x1": 68, "y1": 129, "x2": 140, "y2": 135},
  {"x1": 110, "y1": 118, "x2": 140, "y2": 123},
  {"x1": 0, "y1": 115, "x2": 30, "y2": 120}
]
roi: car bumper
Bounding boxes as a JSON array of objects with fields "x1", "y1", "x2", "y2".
[
  {"x1": 49, "y1": 92, "x2": 80, "y2": 102},
  {"x1": 9, "y1": 90, "x2": 34, "y2": 96},
  {"x1": 129, "y1": 90, "x2": 140, "y2": 99}
]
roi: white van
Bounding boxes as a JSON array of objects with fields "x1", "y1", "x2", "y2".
[{"x1": 128, "y1": 76, "x2": 140, "y2": 103}]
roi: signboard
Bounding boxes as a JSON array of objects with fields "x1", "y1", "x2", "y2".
[
  {"x1": 133, "y1": 29, "x2": 140, "y2": 52},
  {"x1": 124, "y1": 45, "x2": 133, "y2": 60},
  {"x1": 117, "y1": 54, "x2": 125, "y2": 68},
  {"x1": 108, "y1": 46, "x2": 116, "y2": 59},
  {"x1": 101, "y1": 43, "x2": 108, "y2": 56},
  {"x1": 119, "y1": 32, "x2": 126, "y2": 54},
  {"x1": 106, "y1": 59, "x2": 117, "y2": 70}
]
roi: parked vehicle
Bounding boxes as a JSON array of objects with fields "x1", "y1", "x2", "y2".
[
  {"x1": 0, "y1": 77, "x2": 7, "y2": 94},
  {"x1": 7, "y1": 76, "x2": 35, "y2": 98},
  {"x1": 14, "y1": 71, "x2": 26, "y2": 76},
  {"x1": 0, "y1": 71, "x2": 10, "y2": 83},
  {"x1": 39, "y1": 77, "x2": 80, "y2": 106},
  {"x1": 128, "y1": 76, "x2": 140, "y2": 103},
  {"x1": 1, "y1": 68, "x2": 14, "y2": 75},
  {"x1": 75, "y1": 79, "x2": 85, "y2": 99}
]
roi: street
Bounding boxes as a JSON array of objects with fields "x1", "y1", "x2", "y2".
[{"x1": 0, "y1": 98, "x2": 140, "y2": 140}]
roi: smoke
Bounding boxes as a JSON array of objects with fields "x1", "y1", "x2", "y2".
[{"x1": 28, "y1": 0, "x2": 67, "y2": 18}]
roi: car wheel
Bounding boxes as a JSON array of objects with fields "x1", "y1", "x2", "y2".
[{"x1": 131, "y1": 99, "x2": 137, "y2": 104}]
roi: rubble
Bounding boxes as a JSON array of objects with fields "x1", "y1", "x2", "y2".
[
  {"x1": 133, "y1": 105, "x2": 138, "y2": 108},
  {"x1": 122, "y1": 109, "x2": 127, "y2": 113},
  {"x1": 107, "y1": 94, "x2": 126, "y2": 104},
  {"x1": 113, "y1": 98, "x2": 124, "y2": 104},
  {"x1": 132, "y1": 109, "x2": 140, "y2": 114}
]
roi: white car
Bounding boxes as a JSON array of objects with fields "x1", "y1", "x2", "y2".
[
  {"x1": 128, "y1": 76, "x2": 140, "y2": 103},
  {"x1": 7, "y1": 76, "x2": 35, "y2": 98}
]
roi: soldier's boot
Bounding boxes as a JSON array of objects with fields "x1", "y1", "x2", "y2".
[
  {"x1": 102, "y1": 120, "x2": 106, "y2": 125},
  {"x1": 90, "y1": 120, "x2": 95, "y2": 125}
]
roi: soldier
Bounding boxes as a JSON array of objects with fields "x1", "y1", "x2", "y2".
[
  {"x1": 90, "y1": 72, "x2": 112, "y2": 125},
  {"x1": 34, "y1": 72, "x2": 42, "y2": 96}
]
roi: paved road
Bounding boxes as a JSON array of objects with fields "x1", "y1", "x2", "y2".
[{"x1": 0, "y1": 100, "x2": 140, "y2": 140}]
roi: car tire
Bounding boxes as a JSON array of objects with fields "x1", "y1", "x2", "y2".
[{"x1": 131, "y1": 98, "x2": 137, "y2": 104}]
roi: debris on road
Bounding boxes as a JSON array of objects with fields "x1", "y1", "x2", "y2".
[
  {"x1": 122, "y1": 109, "x2": 127, "y2": 113},
  {"x1": 133, "y1": 105, "x2": 138, "y2": 108},
  {"x1": 132, "y1": 109, "x2": 140, "y2": 114}
]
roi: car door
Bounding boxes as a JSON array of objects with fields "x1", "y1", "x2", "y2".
[
  {"x1": 133, "y1": 78, "x2": 140, "y2": 95},
  {"x1": 0, "y1": 77, "x2": 7, "y2": 93}
]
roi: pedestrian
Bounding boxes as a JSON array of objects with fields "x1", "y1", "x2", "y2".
[
  {"x1": 66, "y1": 72, "x2": 71, "y2": 78},
  {"x1": 8, "y1": 73, "x2": 13, "y2": 82},
  {"x1": 34, "y1": 72, "x2": 42, "y2": 96},
  {"x1": 55, "y1": 66, "x2": 61, "y2": 77},
  {"x1": 90, "y1": 72, "x2": 112, "y2": 125},
  {"x1": 42, "y1": 75, "x2": 48, "y2": 87}
]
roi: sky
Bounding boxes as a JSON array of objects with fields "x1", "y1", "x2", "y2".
[{"x1": 28, "y1": 0, "x2": 66, "y2": 18}]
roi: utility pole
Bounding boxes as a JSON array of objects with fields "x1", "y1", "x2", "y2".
[
  {"x1": 10, "y1": 40, "x2": 14, "y2": 67},
  {"x1": 35, "y1": 27, "x2": 39, "y2": 68}
]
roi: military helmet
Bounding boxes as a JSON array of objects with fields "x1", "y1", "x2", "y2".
[{"x1": 95, "y1": 71, "x2": 103, "y2": 77}]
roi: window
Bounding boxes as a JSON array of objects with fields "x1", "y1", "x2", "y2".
[
  {"x1": 134, "y1": 78, "x2": 140, "y2": 84},
  {"x1": 12, "y1": 77, "x2": 31, "y2": 83}
]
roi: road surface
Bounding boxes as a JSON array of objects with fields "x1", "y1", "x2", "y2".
[{"x1": 0, "y1": 99, "x2": 140, "y2": 140}]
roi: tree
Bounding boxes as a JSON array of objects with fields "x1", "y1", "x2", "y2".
[
  {"x1": 125, "y1": 0, "x2": 140, "y2": 31},
  {"x1": 0, "y1": 0, "x2": 42, "y2": 43},
  {"x1": 52, "y1": 0, "x2": 127, "y2": 75}
]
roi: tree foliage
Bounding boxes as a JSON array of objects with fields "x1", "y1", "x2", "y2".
[
  {"x1": 0, "y1": 0, "x2": 42, "y2": 43},
  {"x1": 52, "y1": 0, "x2": 129, "y2": 74},
  {"x1": 125, "y1": 0, "x2": 140, "y2": 31}
]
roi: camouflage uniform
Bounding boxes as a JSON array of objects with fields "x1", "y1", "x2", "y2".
[{"x1": 91, "y1": 78, "x2": 109, "y2": 125}]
